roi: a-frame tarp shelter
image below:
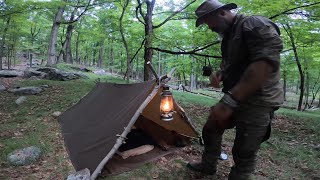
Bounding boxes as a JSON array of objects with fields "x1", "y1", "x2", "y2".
[{"x1": 59, "y1": 80, "x2": 199, "y2": 178}]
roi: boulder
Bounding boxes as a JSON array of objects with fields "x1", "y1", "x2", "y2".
[
  {"x1": 0, "y1": 84, "x2": 6, "y2": 92},
  {"x1": 93, "y1": 69, "x2": 106, "y2": 75},
  {"x1": 73, "y1": 72, "x2": 89, "y2": 79},
  {"x1": 0, "y1": 70, "x2": 24, "y2": 77},
  {"x1": 67, "y1": 168, "x2": 90, "y2": 180},
  {"x1": 36, "y1": 67, "x2": 82, "y2": 81},
  {"x1": 7, "y1": 146, "x2": 42, "y2": 166},
  {"x1": 28, "y1": 76, "x2": 41, "y2": 80},
  {"x1": 9, "y1": 87, "x2": 42, "y2": 95},
  {"x1": 40, "y1": 85, "x2": 49, "y2": 88},
  {"x1": 23, "y1": 69, "x2": 46, "y2": 78},
  {"x1": 15, "y1": 96, "x2": 27, "y2": 105},
  {"x1": 70, "y1": 66, "x2": 92, "y2": 72}
]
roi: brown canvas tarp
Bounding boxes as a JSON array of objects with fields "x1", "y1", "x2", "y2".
[
  {"x1": 59, "y1": 79, "x2": 200, "y2": 177},
  {"x1": 141, "y1": 89, "x2": 198, "y2": 138},
  {"x1": 59, "y1": 80, "x2": 156, "y2": 172}
]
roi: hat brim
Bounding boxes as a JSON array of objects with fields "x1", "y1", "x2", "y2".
[{"x1": 195, "y1": 3, "x2": 237, "y2": 27}]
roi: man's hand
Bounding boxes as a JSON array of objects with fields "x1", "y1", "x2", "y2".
[
  {"x1": 209, "y1": 72, "x2": 222, "y2": 88},
  {"x1": 204, "y1": 102, "x2": 234, "y2": 130}
]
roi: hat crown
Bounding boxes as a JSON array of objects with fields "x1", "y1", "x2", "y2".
[
  {"x1": 195, "y1": 0, "x2": 225, "y2": 18},
  {"x1": 195, "y1": 0, "x2": 237, "y2": 27}
]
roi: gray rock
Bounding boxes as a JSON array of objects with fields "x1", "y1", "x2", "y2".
[
  {"x1": 28, "y1": 76, "x2": 41, "y2": 80},
  {"x1": 36, "y1": 67, "x2": 82, "y2": 81},
  {"x1": 40, "y1": 85, "x2": 49, "y2": 88},
  {"x1": 59, "y1": 71, "x2": 81, "y2": 81},
  {"x1": 314, "y1": 144, "x2": 320, "y2": 151},
  {"x1": 70, "y1": 66, "x2": 92, "y2": 72},
  {"x1": 93, "y1": 69, "x2": 106, "y2": 75},
  {"x1": 23, "y1": 69, "x2": 47, "y2": 78},
  {"x1": 52, "y1": 111, "x2": 62, "y2": 117},
  {"x1": 0, "y1": 84, "x2": 6, "y2": 92},
  {"x1": 67, "y1": 168, "x2": 91, "y2": 180},
  {"x1": 0, "y1": 70, "x2": 24, "y2": 77},
  {"x1": 15, "y1": 96, "x2": 27, "y2": 105},
  {"x1": 73, "y1": 72, "x2": 89, "y2": 79},
  {"x1": 9, "y1": 87, "x2": 42, "y2": 95},
  {"x1": 7, "y1": 146, "x2": 42, "y2": 166}
]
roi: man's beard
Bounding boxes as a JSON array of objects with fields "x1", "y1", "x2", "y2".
[{"x1": 211, "y1": 18, "x2": 231, "y2": 36}]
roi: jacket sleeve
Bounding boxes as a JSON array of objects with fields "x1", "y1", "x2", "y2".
[{"x1": 242, "y1": 17, "x2": 283, "y2": 72}]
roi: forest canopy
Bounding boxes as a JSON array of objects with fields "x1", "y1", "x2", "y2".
[{"x1": 0, "y1": 0, "x2": 320, "y2": 110}]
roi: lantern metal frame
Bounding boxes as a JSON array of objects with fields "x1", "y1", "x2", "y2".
[
  {"x1": 160, "y1": 85, "x2": 174, "y2": 121},
  {"x1": 146, "y1": 61, "x2": 176, "y2": 122}
]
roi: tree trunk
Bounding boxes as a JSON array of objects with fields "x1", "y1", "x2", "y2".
[
  {"x1": 65, "y1": 9, "x2": 76, "y2": 64},
  {"x1": 0, "y1": 17, "x2": 11, "y2": 70},
  {"x1": 30, "y1": 54, "x2": 33, "y2": 68},
  {"x1": 109, "y1": 39, "x2": 114, "y2": 73},
  {"x1": 283, "y1": 70, "x2": 287, "y2": 101},
  {"x1": 92, "y1": 43, "x2": 98, "y2": 66},
  {"x1": 75, "y1": 31, "x2": 80, "y2": 64},
  {"x1": 136, "y1": 56, "x2": 139, "y2": 79},
  {"x1": 57, "y1": 40, "x2": 66, "y2": 63},
  {"x1": 120, "y1": 51, "x2": 124, "y2": 73},
  {"x1": 190, "y1": 56, "x2": 196, "y2": 91},
  {"x1": 143, "y1": 0, "x2": 156, "y2": 81},
  {"x1": 183, "y1": 71, "x2": 187, "y2": 86},
  {"x1": 284, "y1": 24, "x2": 304, "y2": 111},
  {"x1": 98, "y1": 41, "x2": 104, "y2": 68},
  {"x1": 85, "y1": 47, "x2": 88, "y2": 66},
  {"x1": 158, "y1": 51, "x2": 161, "y2": 76},
  {"x1": 65, "y1": 25, "x2": 73, "y2": 64},
  {"x1": 30, "y1": 26, "x2": 40, "y2": 68},
  {"x1": 119, "y1": 0, "x2": 131, "y2": 82},
  {"x1": 7, "y1": 46, "x2": 10, "y2": 70},
  {"x1": 47, "y1": 6, "x2": 65, "y2": 66},
  {"x1": 13, "y1": 45, "x2": 16, "y2": 66},
  {"x1": 309, "y1": 71, "x2": 320, "y2": 107},
  {"x1": 304, "y1": 70, "x2": 310, "y2": 110}
]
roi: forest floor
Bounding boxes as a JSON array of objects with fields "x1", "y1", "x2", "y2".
[{"x1": 0, "y1": 66, "x2": 320, "y2": 179}]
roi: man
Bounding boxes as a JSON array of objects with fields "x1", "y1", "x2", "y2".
[{"x1": 187, "y1": 0, "x2": 284, "y2": 179}]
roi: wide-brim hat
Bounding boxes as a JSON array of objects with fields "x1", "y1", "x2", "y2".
[{"x1": 195, "y1": 0, "x2": 237, "y2": 27}]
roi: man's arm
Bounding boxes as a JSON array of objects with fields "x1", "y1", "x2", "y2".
[
  {"x1": 229, "y1": 60, "x2": 273, "y2": 102},
  {"x1": 205, "y1": 61, "x2": 272, "y2": 129}
]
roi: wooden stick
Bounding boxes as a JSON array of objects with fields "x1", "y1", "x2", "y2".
[
  {"x1": 91, "y1": 83, "x2": 161, "y2": 180},
  {"x1": 146, "y1": 61, "x2": 159, "y2": 80}
]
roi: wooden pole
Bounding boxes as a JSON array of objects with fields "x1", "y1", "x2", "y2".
[{"x1": 91, "y1": 83, "x2": 160, "y2": 180}]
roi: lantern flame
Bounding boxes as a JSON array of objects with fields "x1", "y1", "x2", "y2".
[{"x1": 162, "y1": 100, "x2": 171, "y2": 112}]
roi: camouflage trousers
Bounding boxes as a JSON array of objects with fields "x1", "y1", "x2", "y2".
[{"x1": 201, "y1": 104, "x2": 274, "y2": 180}]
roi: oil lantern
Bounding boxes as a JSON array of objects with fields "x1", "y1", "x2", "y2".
[{"x1": 160, "y1": 85, "x2": 174, "y2": 121}]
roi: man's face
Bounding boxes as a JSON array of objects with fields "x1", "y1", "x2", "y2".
[{"x1": 203, "y1": 11, "x2": 231, "y2": 36}]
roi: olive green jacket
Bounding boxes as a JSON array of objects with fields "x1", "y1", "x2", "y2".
[{"x1": 221, "y1": 14, "x2": 284, "y2": 107}]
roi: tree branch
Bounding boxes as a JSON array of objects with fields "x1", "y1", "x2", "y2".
[
  {"x1": 130, "y1": 38, "x2": 146, "y2": 64},
  {"x1": 123, "y1": 38, "x2": 146, "y2": 79},
  {"x1": 136, "y1": 0, "x2": 146, "y2": 22},
  {"x1": 61, "y1": 0, "x2": 93, "y2": 24},
  {"x1": 136, "y1": 0, "x2": 146, "y2": 25},
  {"x1": 152, "y1": 47, "x2": 222, "y2": 59},
  {"x1": 269, "y1": 1, "x2": 320, "y2": 19},
  {"x1": 153, "y1": 0, "x2": 196, "y2": 29}
]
